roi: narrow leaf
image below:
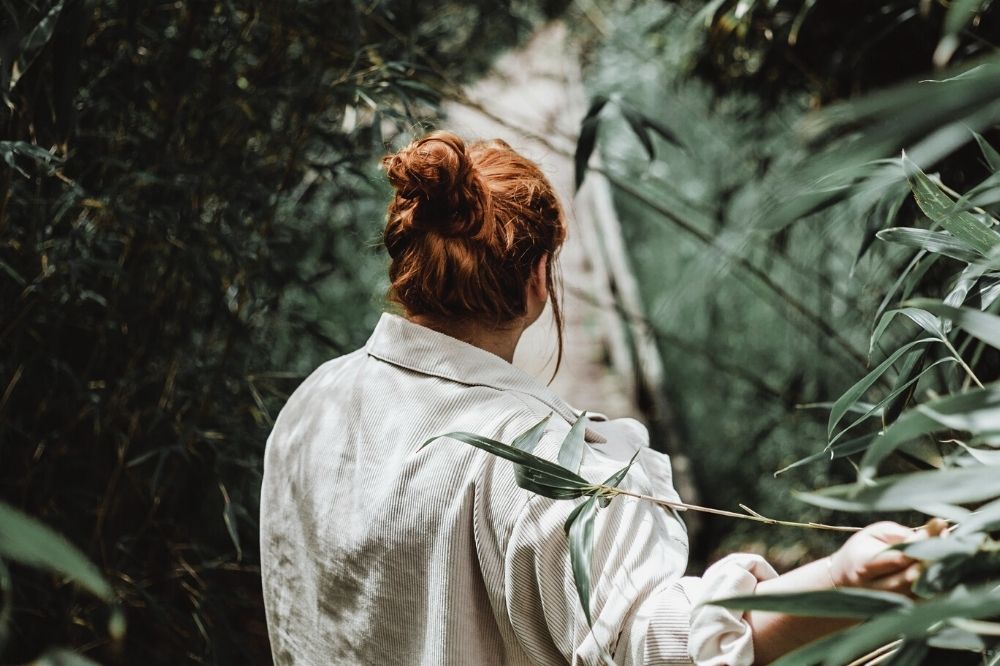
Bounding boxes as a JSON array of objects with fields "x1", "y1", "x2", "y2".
[
  {"x1": 905, "y1": 155, "x2": 1000, "y2": 255},
  {"x1": 0, "y1": 501, "x2": 111, "y2": 600},
  {"x1": 954, "y1": 496, "x2": 1000, "y2": 536},
  {"x1": 905, "y1": 298, "x2": 1000, "y2": 350},
  {"x1": 859, "y1": 385, "x2": 1000, "y2": 479},
  {"x1": 829, "y1": 338, "x2": 935, "y2": 438},
  {"x1": 798, "y1": 464, "x2": 1000, "y2": 512},
  {"x1": 558, "y1": 412, "x2": 587, "y2": 474},
  {"x1": 710, "y1": 588, "x2": 911, "y2": 618},
  {"x1": 973, "y1": 131, "x2": 1000, "y2": 172},
  {"x1": 877, "y1": 227, "x2": 983, "y2": 263},
  {"x1": 575, "y1": 96, "x2": 608, "y2": 191},
  {"x1": 512, "y1": 414, "x2": 551, "y2": 453},
  {"x1": 619, "y1": 104, "x2": 655, "y2": 161}
]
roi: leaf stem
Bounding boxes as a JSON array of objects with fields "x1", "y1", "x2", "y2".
[
  {"x1": 597, "y1": 486, "x2": 862, "y2": 532},
  {"x1": 940, "y1": 335, "x2": 984, "y2": 388}
]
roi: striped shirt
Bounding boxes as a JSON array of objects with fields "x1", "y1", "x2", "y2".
[{"x1": 260, "y1": 313, "x2": 776, "y2": 665}]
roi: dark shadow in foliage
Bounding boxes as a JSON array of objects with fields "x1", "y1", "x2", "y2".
[{"x1": 0, "y1": 0, "x2": 544, "y2": 662}]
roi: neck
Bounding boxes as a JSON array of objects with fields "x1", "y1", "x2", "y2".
[{"x1": 409, "y1": 315, "x2": 524, "y2": 363}]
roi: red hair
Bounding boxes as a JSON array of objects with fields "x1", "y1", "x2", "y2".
[{"x1": 381, "y1": 130, "x2": 567, "y2": 372}]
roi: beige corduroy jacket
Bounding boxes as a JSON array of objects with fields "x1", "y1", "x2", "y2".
[{"x1": 260, "y1": 313, "x2": 776, "y2": 666}]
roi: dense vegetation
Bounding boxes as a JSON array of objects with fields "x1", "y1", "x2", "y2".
[
  {"x1": 580, "y1": 0, "x2": 1000, "y2": 571},
  {"x1": 576, "y1": 1, "x2": 1000, "y2": 662},
  {"x1": 0, "y1": 1, "x2": 555, "y2": 662}
]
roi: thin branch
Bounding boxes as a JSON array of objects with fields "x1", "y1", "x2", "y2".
[{"x1": 596, "y1": 485, "x2": 863, "y2": 533}]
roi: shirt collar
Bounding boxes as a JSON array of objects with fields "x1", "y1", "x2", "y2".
[{"x1": 365, "y1": 312, "x2": 577, "y2": 422}]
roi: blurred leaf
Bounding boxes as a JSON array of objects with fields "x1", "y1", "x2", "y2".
[
  {"x1": 973, "y1": 131, "x2": 1000, "y2": 172},
  {"x1": 10, "y1": 0, "x2": 65, "y2": 90},
  {"x1": 955, "y1": 496, "x2": 1000, "y2": 536},
  {"x1": 818, "y1": 583, "x2": 1000, "y2": 665},
  {"x1": 905, "y1": 155, "x2": 1000, "y2": 255},
  {"x1": 859, "y1": 385, "x2": 1000, "y2": 479},
  {"x1": 620, "y1": 104, "x2": 655, "y2": 161},
  {"x1": 575, "y1": 96, "x2": 608, "y2": 191},
  {"x1": 31, "y1": 649, "x2": 102, "y2": 666},
  {"x1": 0, "y1": 141, "x2": 62, "y2": 179},
  {"x1": 0, "y1": 501, "x2": 111, "y2": 601},
  {"x1": 881, "y1": 640, "x2": 928, "y2": 666},
  {"x1": 557, "y1": 412, "x2": 587, "y2": 474},
  {"x1": 877, "y1": 227, "x2": 983, "y2": 263},
  {"x1": 927, "y1": 624, "x2": 986, "y2": 651},
  {"x1": 798, "y1": 464, "x2": 1000, "y2": 512},
  {"x1": 710, "y1": 587, "x2": 911, "y2": 618},
  {"x1": 905, "y1": 299, "x2": 1000, "y2": 350},
  {"x1": 895, "y1": 533, "x2": 984, "y2": 560},
  {"x1": 936, "y1": 0, "x2": 986, "y2": 66}
]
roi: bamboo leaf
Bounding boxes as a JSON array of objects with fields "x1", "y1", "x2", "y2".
[
  {"x1": 904, "y1": 155, "x2": 1000, "y2": 255},
  {"x1": 558, "y1": 412, "x2": 587, "y2": 474},
  {"x1": 564, "y1": 455, "x2": 637, "y2": 629},
  {"x1": 798, "y1": 464, "x2": 1000, "y2": 512},
  {"x1": 565, "y1": 495, "x2": 599, "y2": 627},
  {"x1": 830, "y1": 357, "x2": 955, "y2": 446},
  {"x1": 0, "y1": 501, "x2": 112, "y2": 601},
  {"x1": 954, "y1": 496, "x2": 1000, "y2": 536},
  {"x1": 774, "y1": 433, "x2": 875, "y2": 477},
  {"x1": 710, "y1": 588, "x2": 911, "y2": 618},
  {"x1": 859, "y1": 385, "x2": 1000, "y2": 479},
  {"x1": 829, "y1": 338, "x2": 936, "y2": 438},
  {"x1": 869, "y1": 311, "x2": 940, "y2": 360},
  {"x1": 10, "y1": 1, "x2": 66, "y2": 90},
  {"x1": 619, "y1": 104, "x2": 655, "y2": 161},
  {"x1": 818, "y1": 584, "x2": 1000, "y2": 665},
  {"x1": 877, "y1": 227, "x2": 983, "y2": 263},
  {"x1": 423, "y1": 431, "x2": 591, "y2": 499},
  {"x1": 973, "y1": 131, "x2": 1000, "y2": 172},
  {"x1": 512, "y1": 414, "x2": 551, "y2": 453},
  {"x1": 905, "y1": 298, "x2": 1000, "y2": 350},
  {"x1": 575, "y1": 96, "x2": 608, "y2": 191}
]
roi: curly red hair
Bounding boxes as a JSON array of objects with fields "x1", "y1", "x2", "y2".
[{"x1": 381, "y1": 130, "x2": 567, "y2": 371}]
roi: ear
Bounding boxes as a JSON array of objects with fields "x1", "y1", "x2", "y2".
[{"x1": 529, "y1": 255, "x2": 549, "y2": 302}]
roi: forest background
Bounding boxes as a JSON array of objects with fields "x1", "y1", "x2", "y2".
[{"x1": 2, "y1": 0, "x2": 1000, "y2": 664}]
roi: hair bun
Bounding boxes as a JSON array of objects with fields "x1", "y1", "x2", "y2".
[{"x1": 382, "y1": 131, "x2": 491, "y2": 238}]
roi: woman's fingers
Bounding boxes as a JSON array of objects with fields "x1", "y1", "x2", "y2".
[
  {"x1": 859, "y1": 547, "x2": 912, "y2": 578},
  {"x1": 866, "y1": 562, "x2": 922, "y2": 594}
]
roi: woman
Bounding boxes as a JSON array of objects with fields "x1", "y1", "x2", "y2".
[{"x1": 260, "y1": 131, "x2": 928, "y2": 665}]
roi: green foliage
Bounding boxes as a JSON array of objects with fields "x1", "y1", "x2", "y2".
[
  {"x1": 580, "y1": 1, "x2": 1000, "y2": 661},
  {"x1": 0, "y1": 0, "x2": 545, "y2": 662}
]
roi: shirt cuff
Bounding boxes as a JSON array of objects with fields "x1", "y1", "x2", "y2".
[{"x1": 681, "y1": 553, "x2": 779, "y2": 666}]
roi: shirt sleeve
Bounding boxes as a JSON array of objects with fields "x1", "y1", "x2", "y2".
[{"x1": 501, "y1": 428, "x2": 777, "y2": 666}]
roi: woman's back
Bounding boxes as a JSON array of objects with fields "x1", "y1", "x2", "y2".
[
  {"x1": 261, "y1": 314, "x2": 563, "y2": 664},
  {"x1": 260, "y1": 313, "x2": 703, "y2": 665}
]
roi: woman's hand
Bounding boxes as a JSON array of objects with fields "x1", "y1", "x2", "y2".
[{"x1": 828, "y1": 519, "x2": 948, "y2": 594}]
